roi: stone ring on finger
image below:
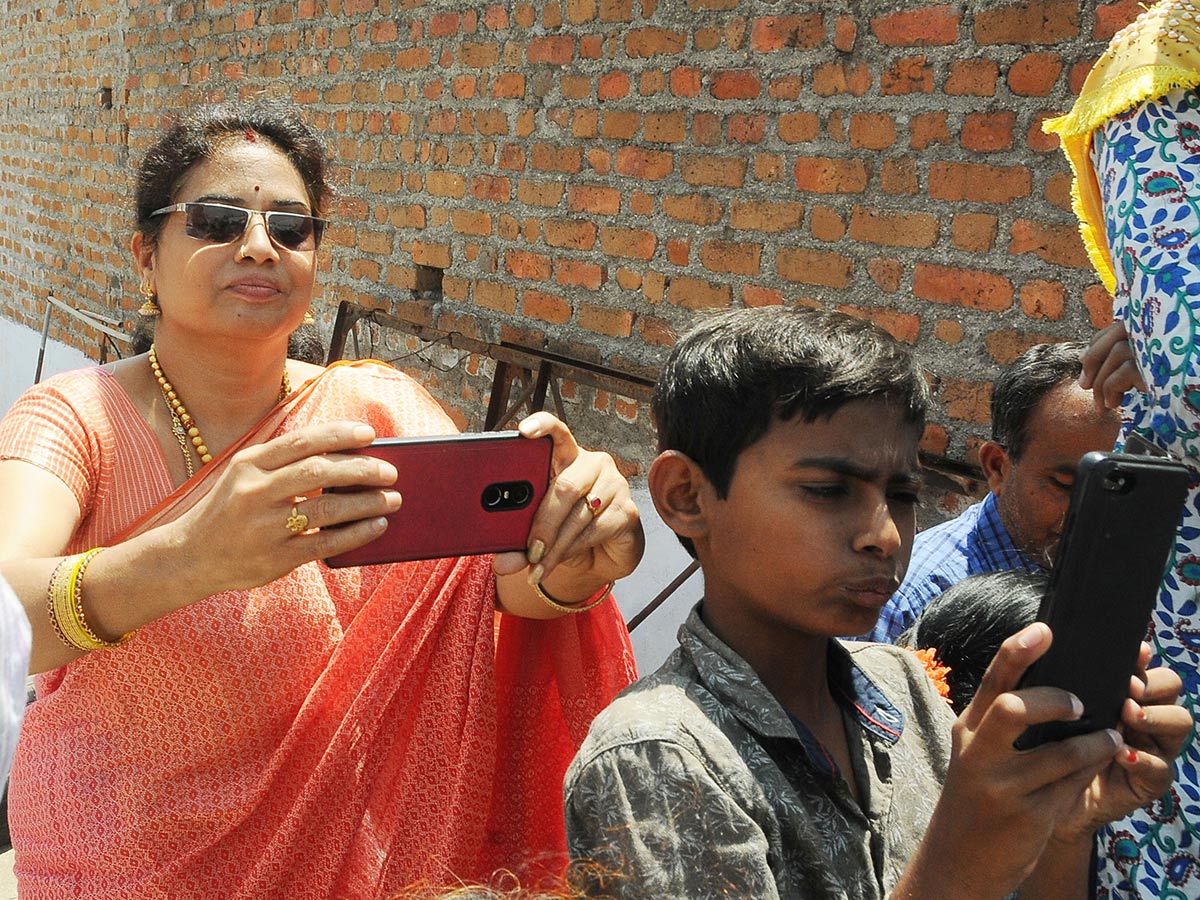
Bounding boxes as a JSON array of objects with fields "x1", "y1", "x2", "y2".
[
  {"x1": 286, "y1": 505, "x2": 310, "y2": 534},
  {"x1": 585, "y1": 494, "x2": 603, "y2": 518}
]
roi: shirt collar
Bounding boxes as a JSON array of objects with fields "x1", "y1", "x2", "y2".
[
  {"x1": 678, "y1": 604, "x2": 906, "y2": 750},
  {"x1": 974, "y1": 492, "x2": 1044, "y2": 574}
]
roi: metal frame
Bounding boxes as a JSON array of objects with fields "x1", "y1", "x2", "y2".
[{"x1": 35, "y1": 295, "x2": 131, "y2": 383}]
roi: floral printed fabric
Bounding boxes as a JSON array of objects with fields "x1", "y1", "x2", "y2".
[{"x1": 1092, "y1": 87, "x2": 1200, "y2": 899}]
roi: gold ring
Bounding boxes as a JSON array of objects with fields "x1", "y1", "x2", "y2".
[
  {"x1": 585, "y1": 494, "x2": 603, "y2": 518},
  {"x1": 286, "y1": 505, "x2": 309, "y2": 534}
]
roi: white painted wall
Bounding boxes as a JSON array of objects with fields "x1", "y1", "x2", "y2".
[{"x1": 1, "y1": 317, "x2": 92, "y2": 418}]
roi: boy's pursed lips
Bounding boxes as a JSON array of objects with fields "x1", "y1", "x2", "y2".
[{"x1": 841, "y1": 576, "x2": 901, "y2": 606}]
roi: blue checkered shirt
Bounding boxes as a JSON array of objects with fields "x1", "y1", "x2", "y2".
[{"x1": 867, "y1": 492, "x2": 1043, "y2": 643}]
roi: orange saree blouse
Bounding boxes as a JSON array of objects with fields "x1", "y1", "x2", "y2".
[{"x1": 0, "y1": 361, "x2": 637, "y2": 899}]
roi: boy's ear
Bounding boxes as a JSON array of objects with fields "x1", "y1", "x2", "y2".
[
  {"x1": 978, "y1": 440, "x2": 1012, "y2": 495},
  {"x1": 648, "y1": 450, "x2": 712, "y2": 544}
]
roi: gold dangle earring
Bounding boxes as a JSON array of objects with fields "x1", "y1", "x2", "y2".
[
  {"x1": 302, "y1": 309, "x2": 315, "y2": 325},
  {"x1": 137, "y1": 275, "x2": 160, "y2": 318}
]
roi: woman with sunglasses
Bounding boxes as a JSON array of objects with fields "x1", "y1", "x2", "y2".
[{"x1": 0, "y1": 100, "x2": 642, "y2": 899}]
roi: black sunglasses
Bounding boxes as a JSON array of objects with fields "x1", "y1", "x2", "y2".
[{"x1": 149, "y1": 201, "x2": 326, "y2": 251}]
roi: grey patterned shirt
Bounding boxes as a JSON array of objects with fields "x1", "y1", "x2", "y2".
[{"x1": 564, "y1": 606, "x2": 955, "y2": 900}]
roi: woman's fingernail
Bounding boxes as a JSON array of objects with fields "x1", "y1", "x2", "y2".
[
  {"x1": 353, "y1": 424, "x2": 374, "y2": 442},
  {"x1": 527, "y1": 564, "x2": 545, "y2": 586},
  {"x1": 1070, "y1": 695, "x2": 1085, "y2": 718},
  {"x1": 1016, "y1": 624, "x2": 1042, "y2": 649},
  {"x1": 528, "y1": 540, "x2": 545, "y2": 565},
  {"x1": 1127, "y1": 748, "x2": 1139, "y2": 763}
]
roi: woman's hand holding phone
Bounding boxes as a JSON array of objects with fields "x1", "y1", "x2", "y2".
[{"x1": 492, "y1": 412, "x2": 645, "y2": 617}]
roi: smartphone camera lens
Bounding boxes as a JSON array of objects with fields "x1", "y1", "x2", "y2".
[
  {"x1": 509, "y1": 482, "x2": 532, "y2": 506},
  {"x1": 482, "y1": 485, "x2": 504, "y2": 508}
]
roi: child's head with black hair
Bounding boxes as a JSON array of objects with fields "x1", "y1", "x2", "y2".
[{"x1": 900, "y1": 571, "x2": 1045, "y2": 713}]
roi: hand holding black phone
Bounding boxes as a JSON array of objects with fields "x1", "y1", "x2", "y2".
[{"x1": 1015, "y1": 451, "x2": 1189, "y2": 749}]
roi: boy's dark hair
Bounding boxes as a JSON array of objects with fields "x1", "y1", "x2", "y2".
[
  {"x1": 135, "y1": 98, "x2": 332, "y2": 248},
  {"x1": 652, "y1": 307, "x2": 930, "y2": 556},
  {"x1": 990, "y1": 341, "x2": 1086, "y2": 459},
  {"x1": 899, "y1": 571, "x2": 1044, "y2": 714}
]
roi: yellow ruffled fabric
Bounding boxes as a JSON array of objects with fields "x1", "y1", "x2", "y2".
[{"x1": 1044, "y1": 0, "x2": 1200, "y2": 292}]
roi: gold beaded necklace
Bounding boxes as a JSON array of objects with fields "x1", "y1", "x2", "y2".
[{"x1": 149, "y1": 343, "x2": 291, "y2": 478}]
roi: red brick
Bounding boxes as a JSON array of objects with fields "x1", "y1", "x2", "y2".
[
  {"x1": 626, "y1": 27, "x2": 687, "y2": 57},
  {"x1": 910, "y1": 111, "x2": 950, "y2": 149},
  {"x1": 471, "y1": 174, "x2": 510, "y2": 201},
  {"x1": 849, "y1": 207, "x2": 939, "y2": 248},
  {"x1": 1083, "y1": 283, "x2": 1115, "y2": 328},
  {"x1": 669, "y1": 275, "x2": 733, "y2": 309},
  {"x1": 729, "y1": 114, "x2": 767, "y2": 144},
  {"x1": 532, "y1": 144, "x2": 583, "y2": 174},
  {"x1": 503, "y1": 250, "x2": 551, "y2": 281},
  {"x1": 667, "y1": 238, "x2": 691, "y2": 265},
  {"x1": 600, "y1": 0, "x2": 635, "y2": 23},
  {"x1": 813, "y1": 61, "x2": 872, "y2": 96},
  {"x1": 670, "y1": 66, "x2": 702, "y2": 97},
  {"x1": 881, "y1": 56, "x2": 934, "y2": 95},
  {"x1": 946, "y1": 58, "x2": 999, "y2": 96},
  {"x1": 693, "y1": 113, "x2": 722, "y2": 146},
  {"x1": 984, "y1": 329, "x2": 1061, "y2": 365},
  {"x1": 700, "y1": 239, "x2": 762, "y2": 276},
  {"x1": 645, "y1": 111, "x2": 687, "y2": 143},
  {"x1": 1045, "y1": 172, "x2": 1073, "y2": 211},
  {"x1": 1008, "y1": 52, "x2": 1063, "y2": 96},
  {"x1": 412, "y1": 241, "x2": 452, "y2": 269},
  {"x1": 834, "y1": 14, "x2": 857, "y2": 52},
  {"x1": 961, "y1": 111, "x2": 1015, "y2": 151},
  {"x1": 936, "y1": 377, "x2": 992, "y2": 424},
  {"x1": 1020, "y1": 279, "x2": 1067, "y2": 320},
  {"x1": 1095, "y1": 1, "x2": 1142, "y2": 40},
  {"x1": 951, "y1": 213, "x2": 998, "y2": 252},
  {"x1": 569, "y1": 184, "x2": 621, "y2": 215},
  {"x1": 664, "y1": 193, "x2": 724, "y2": 225},
  {"x1": 682, "y1": 154, "x2": 747, "y2": 188},
  {"x1": 451, "y1": 209, "x2": 492, "y2": 236},
  {"x1": 868, "y1": 258, "x2": 905, "y2": 293},
  {"x1": 1009, "y1": 219, "x2": 1090, "y2": 269},
  {"x1": 777, "y1": 247, "x2": 854, "y2": 288},
  {"x1": 1028, "y1": 112, "x2": 1061, "y2": 153},
  {"x1": 750, "y1": 15, "x2": 825, "y2": 51},
  {"x1": 579, "y1": 304, "x2": 634, "y2": 337},
  {"x1": 566, "y1": 0, "x2": 597, "y2": 24},
  {"x1": 711, "y1": 69, "x2": 762, "y2": 100},
  {"x1": 779, "y1": 112, "x2": 820, "y2": 143},
  {"x1": 600, "y1": 226, "x2": 657, "y2": 259},
  {"x1": 849, "y1": 113, "x2": 896, "y2": 150},
  {"x1": 742, "y1": 284, "x2": 785, "y2": 307},
  {"x1": 881, "y1": 158, "x2": 919, "y2": 195},
  {"x1": 602, "y1": 110, "x2": 641, "y2": 140},
  {"x1": 615, "y1": 146, "x2": 674, "y2": 179},
  {"x1": 838, "y1": 305, "x2": 921, "y2": 344},
  {"x1": 473, "y1": 279, "x2": 518, "y2": 313},
  {"x1": 516, "y1": 179, "x2": 564, "y2": 207},
  {"x1": 870, "y1": 7, "x2": 960, "y2": 46},
  {"x1": 811, "y1": 206, "x2": 847, "y2": 242},
  {"x1": 1069, "y1": 57, "x2": 1099, "y2": 95},
  {"x1": 730, "y1": 199, "x2": 803, "y2": 232},
  {"x1": 461, "y1": 42, "x2": 499, "y2": 68},
  {"x1": 794, "y1": 157, "x2": 868, "y2": 194},
  {"x1": 929, "y1": 161, "x2": 1031, "y2": 203},
  {"x1": 555, "y1": 259, "x2": 606, "y2": 290},
  {"x1": 544, "y1": 219, "x2": 597, "y2": 250},
  {"x1": 599, "y1": 70, "x2": 631, "y2": 100},
  {"x1": 934, "y1": 320, "x2": 965, "y2": 344},
  {"x1": 769, "y1": 76, "x2": 805, "y2": 101},
  {"x1": 527, "y1": 35, "x2": 574, "y2": 64},
  {"x1": 639, "y1": 315, "x2": 678, "y2": 345},
  {"x1": 914, "y1": 263, "x2": 1013, "y2": 311},
  {"x1": 974, "y1": 1, "x2": 1080, "y2": 45}
]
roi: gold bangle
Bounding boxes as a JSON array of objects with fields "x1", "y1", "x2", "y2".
[
  {"x1": 533, "y1": 580, "x2": 613, "y2": 614},
  {"x1": 49, "y1": 549, "x2": 130, "y2": 652},
  {"x1": 46, "y1": 556, "x2": 75, "y2": 648}
]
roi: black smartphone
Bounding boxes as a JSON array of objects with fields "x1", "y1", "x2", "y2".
[
  {"x1": 323, "y1": 432, "x2": 553, "y2": 568},
  {"x1": 1015, "y1": 451, "x2": 1190, "y2": 749}
]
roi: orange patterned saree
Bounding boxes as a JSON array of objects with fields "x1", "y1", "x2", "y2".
[{"x1": 0, "y1": 361, "x2": 637, "y2": 899}]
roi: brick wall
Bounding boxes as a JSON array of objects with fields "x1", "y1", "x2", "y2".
[{"x1": 0, "y1": 0, "x2": 1146, "y2": 508}]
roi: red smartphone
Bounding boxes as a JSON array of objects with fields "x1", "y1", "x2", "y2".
[{"x1": 323, "y1": 432, "x2": 553, "y2": 568}]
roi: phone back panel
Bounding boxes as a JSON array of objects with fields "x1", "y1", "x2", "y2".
[
  {"x1": 324, "y1": 432, "x2": 552, "y2": 568},
  {"x1": 1016, "y1": 451, "x2": 1189, "y2": 747}
]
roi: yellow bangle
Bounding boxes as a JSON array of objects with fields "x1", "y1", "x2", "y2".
[
  {"x1": 533, "y1": 580, "x2": 613, "y2": 614},
  {"x1": 47, "y1": 549, "x2": 131, "y2": 652}
]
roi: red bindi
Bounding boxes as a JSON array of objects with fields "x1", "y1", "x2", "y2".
[
  {"x1": 244, "y1": 129, "x2": 256, "y2": 142},
  {"x1": 254, "y1": 185, "x2": 260, "y2": 192}
]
